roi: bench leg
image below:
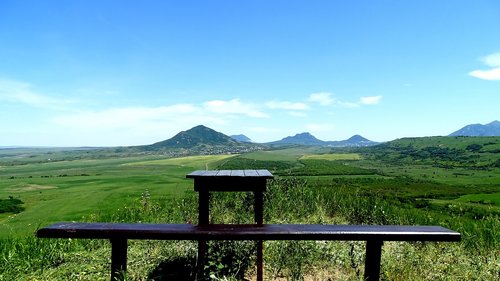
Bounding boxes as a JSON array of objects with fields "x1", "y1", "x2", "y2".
[
  {"x1": 196, "y1": 240, "x2": 207, "y2": 280},
  {"x1": 110, "y1": 238, "x2": 127, "y2": 281},
  {"x1": 257, "y1": 240, "x2": 263, "y2": 281},
  {"x1": 364, "y1": 240, "x2": 383, "y2": 281},
  {"x1": 255, "y1": 191, "x2": 264, "y2": 281}
]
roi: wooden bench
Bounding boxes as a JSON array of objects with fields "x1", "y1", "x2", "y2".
[{"x1": 36, "y1": 222, "x2": 460, "y2": 281}]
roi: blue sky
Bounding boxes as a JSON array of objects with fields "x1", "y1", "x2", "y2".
[{"x1": 1, "y1": 1, "x2": 499, "y2": 146}]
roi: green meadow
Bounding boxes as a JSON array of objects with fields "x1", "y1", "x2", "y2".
[
  {"x1": 0, "y1": 154, "x2": 233, "y2": 236},
  {"x1": 0, "y1": 137, "x2": 499, "y2": 280}
]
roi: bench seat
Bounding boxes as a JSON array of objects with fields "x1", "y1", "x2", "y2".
[
  {"x1": 36, "y1": 223, "x2": 460, "y2": 281},
  {"x1": 37, "y1": 222, "x2": 460, "y2": 241}
]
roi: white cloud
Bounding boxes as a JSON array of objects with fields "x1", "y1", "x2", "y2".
[
  {"x1": 53, "y1": 98, "x2": 269, "y2": 138},
  {"x1": 53, "y1": 104, "x2": 203, "y2": 129},
  {"x1": 204, "y1": 99, "x2": 269, "y2": 118},
  {"x1": 308, "y1": 92, "x2": 335, "y2": 106},
  {"x1": 360, "y1": 95, "x2": 382, "y2": 105},
  {"x1": 468, "y1": 68, "x2": 500, "y2": 81},
  {"x1": 289, "y1": 111, "x2": 307, "y2": 117},
  {"x1": 266, "y1": 100, "x2": 309, "y2": 110},
  {"x1": 306, "y1": 91, "x2": 381, "y2": 108},
  {"x1": 0, "y1": 78, "x2": 75, "y2": 110},
  {"x1": 306, "y1": 123, "x2": 334, "y2": 132},
  {"x1": 337, "y1": 101, "x2": 360, "y2": 108},
  {"x1": 482, "y1": 53, "x2": 500, "y2": 67},
  {"x1": 469, "y1": 53, "x2": 500, "y2": 80}
]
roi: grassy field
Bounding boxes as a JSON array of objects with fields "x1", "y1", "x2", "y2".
[
  {"x1": 0, "y1": 138, "x2": 499, "y2": 280},
  {"x1": 0, "y1": 153, "x2": 235, "y2": 237},
  {"x1": 300, "y1": 153, "x2": 362, "y2": 161}
]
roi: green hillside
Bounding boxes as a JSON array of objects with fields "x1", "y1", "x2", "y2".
[{"x1": 364, "y1": 136, "x2": 500, "y2": 168}]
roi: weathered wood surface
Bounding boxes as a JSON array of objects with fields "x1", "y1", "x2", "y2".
[
  {"x1": 186, "y1": 169, "x2": 273, "y2": 178},
  {"x1": 37, "y1": 223, "x2": 461, "y2": 241}
]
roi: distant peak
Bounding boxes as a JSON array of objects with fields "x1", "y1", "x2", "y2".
[
  {"x1": 295, "y1": 132, "x2": 314, "y2": 137},
  {"x1": 347, "y1": 135, "x2": 369, "y2": 142},
  {"x1": 230, "y1": 134, "x2": 253, "y2": 143},
  {"x1": 449, "y1": 120, "x2": 500, "y2": 137},
  {"x1": 190, "y1": 125, "x2": 210, "y2": 130}
]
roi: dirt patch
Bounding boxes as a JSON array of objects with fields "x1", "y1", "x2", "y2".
[{"x1": 7, "y1": 184, "x2": 58, "y2": 192}]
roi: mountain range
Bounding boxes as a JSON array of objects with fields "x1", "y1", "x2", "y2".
[
  {"x1": 268, "y1": 132, "x2": 378, "y2": 147},
  {"x1": 449, "y1": 121, "x2": 500, "y2": 137},
  {"x1": 142, "y1": 120, "x2": 500, "y2": 153},
  {"x1": 146, "y1": 125, "x2": 378, "y2": 151}
]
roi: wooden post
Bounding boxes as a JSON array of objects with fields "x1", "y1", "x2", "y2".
[
  {"x1": 255, "y1": 190, "x2": 264, "y2": 281},
  {"x1": 110, "y1": 238, "x2": 127, "y2": 281},
  {"x1": 198, "y1": 189, "x2": 210, "y2": 225},
  {"x1": 364, "y1": 240, "x2": 383, "y2": 281},
  {"x1": 197, "y1": 188, "x2": 210, "y2": 280},
  {"x1": 254, "y1": 190, "x2": 264, "y2": 225}
]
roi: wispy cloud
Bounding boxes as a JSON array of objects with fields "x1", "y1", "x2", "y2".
[
  {"x1": 469, "y1": 53, "x2": 500, "y2": 80},
  {"x1": 306, "y1": 123, "x2": 334, "y2": 133},
  {"x1": 337, "y1": 101, "x2": 361, "y2": 108},
  {"x1": 469, "y1": 69, "x2": 500, "y2": 80},
  {"x1": 53, "y1": 98, "x2": 269, "y2": 134},
  {"x1": 204, "y1": 99, "x2": 269, "y2": 118},
  {"x1": 308, "y1": 92, "x2": 335, "y2": 106},
  {"x1": 266, "y1": 100, "x2": 309, "y2": 110},
  {"x1": 53, "y1": 104, "x2": 205, "y2": 129},
  {"x1": 360, "y1": 95, "x2": 382, "y2": 105},
  {"x1": 0, "y1": 78, "x2": 75, "y2": 110},
  {"x1": 482, "y1": 53, "x2": 500, "y2": 67},
  {"x1": 306, "y1": 92, "x2": 382, "y2": 108}
]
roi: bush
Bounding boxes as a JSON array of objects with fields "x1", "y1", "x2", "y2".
[{"x1": 0, "y1": 197, "x2": 25, "y2": 214}]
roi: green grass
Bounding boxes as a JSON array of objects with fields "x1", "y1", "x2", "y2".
[
  {"x1": 0, "y1": 138, "x2": 499, "y2": 280},
  {"x1": 0, "y1": 154, "x2": 231, "y2": 237},
  {"x1": 300, "y1": 153, "x2": 362, "y2": 161},
  {"x1": 455, "y1": 192, "x2": 500, "y2": 206},
  {"x1": 3, "y1": 175, "x2": 497, "y2": 280},
  {"x1": 125, "y1": 154, "x2": 235, "y2": 168}
]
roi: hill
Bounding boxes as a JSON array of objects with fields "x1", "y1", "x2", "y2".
[
  {"x1": 270, "y1": 132, "x2": 378, "y2": 147},
  {"x1": 148, "y1": 125, "x2": 238, "y2": 149},
  {"x1": 326, "y1": 134, "x2": 378, "y2": 147},
  {"x1": 230, "y1": 134, "x2": 253, "y2": 143},
  {"x1": 449, "y1": 120, "x2": 500, "y2": 136},
  {"x1": 143, "y1": 125, "x2": 264, "y2": 155},
  {"x1": 271, "y1": 132, "x2": 325, "y2": 146}
]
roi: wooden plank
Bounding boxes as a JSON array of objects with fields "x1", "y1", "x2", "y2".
[
  {"x1": 203, "y1": 170, "x2": 219, "y2": 176},
  {"x1": 186, "y1": 170, "x2": 207, "y2": 178},
  {"x1": 187, "y1": 170, "x2": 273, "y2": 178},
  {"x1": 216, "y1": 170, "x2": 232, "y2": 176},
  {"x1": 37, "y1": 223, "x2": 461, "y2": 242},
  {"x1": 243, "y1": 170, "x2": 259, "y2": 177},
  {"x1": 256, "y1": 169, "x2": 274, "y2": 178},
  {"x1": 230, "y1": 170, "x2": 245, "y2": 177}
]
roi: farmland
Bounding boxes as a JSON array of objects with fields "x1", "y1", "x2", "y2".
[{"x1": 0, "y1": 136, "x2": 499, "y2": 280}]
